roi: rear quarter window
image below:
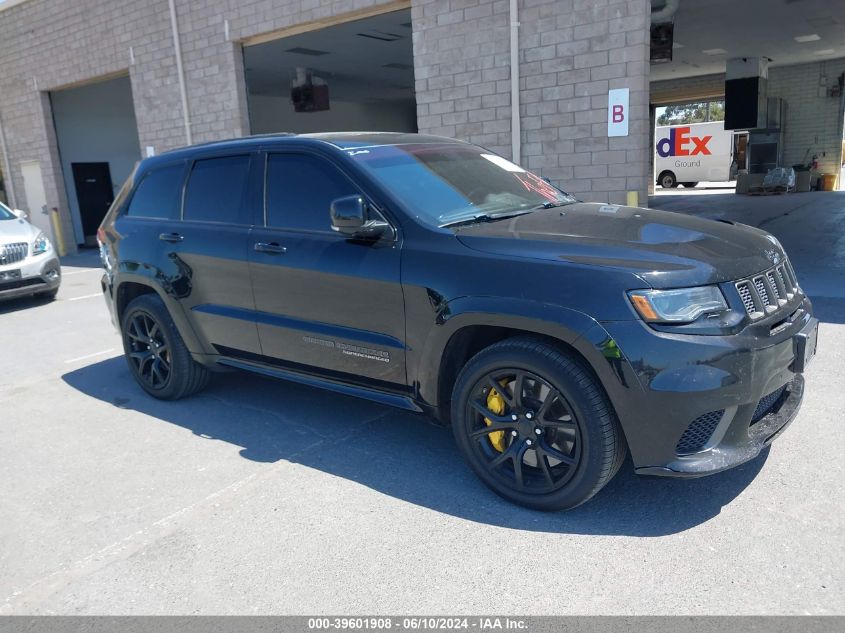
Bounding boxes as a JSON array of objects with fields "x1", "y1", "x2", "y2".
[{"x1": 125, "y1": 163, "x2": 186, "y2": 219}]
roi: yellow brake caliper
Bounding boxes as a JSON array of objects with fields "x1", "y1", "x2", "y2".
[{"x1": 484, "y1": 381, "x2": 509, "y2": 453}]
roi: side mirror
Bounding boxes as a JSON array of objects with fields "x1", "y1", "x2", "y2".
[
  {"x1": 330, "y1": 195, "x2": 391, "y2": 240},
  {"x1": 11, "y1": 208, "x2": 24, "y2": 219}
]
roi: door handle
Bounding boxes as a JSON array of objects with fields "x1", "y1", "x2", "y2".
[
  {"x1": 159, "y1": 232, "x2": 184, "y2": 243},
  {"x1": 254, "y1": 242, "x2": 287, "y2": 254}
]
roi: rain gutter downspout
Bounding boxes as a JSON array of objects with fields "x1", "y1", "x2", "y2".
[
  {"x1": 168, "y1": 0, "x2": 193, "y2": 146},
  {"x1": 0, "y1": 112, "x2": 16, "y2": 208},
  {"x1": 509, "y1": 0, "x2": 520, "y2": 164}
]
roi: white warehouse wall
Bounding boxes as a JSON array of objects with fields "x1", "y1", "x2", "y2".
[
  {"x1": 248, "y1": 95, "x2": 417, "y2": 135},
  {"x1": 768, "y1": 59, "x2": 845, "y2": 177},
  {"x1": 51, "y1": 75, "x2": 142, "y2": 245}
]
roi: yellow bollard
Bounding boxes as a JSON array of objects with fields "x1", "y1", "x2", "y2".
[
  {"x1": 49, "y1": 207, "x2": 67, "y2": 257},
  {"x1": 626, "y1": 191, "x2": 639, "y2": 207}
]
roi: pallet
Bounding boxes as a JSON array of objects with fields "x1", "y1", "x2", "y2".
[{"x1": 747, "y1": 186, "x2": 794, "y2": 196}]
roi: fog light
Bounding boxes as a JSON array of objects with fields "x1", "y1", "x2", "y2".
[{"x1": 44, "y1": 269, "x2": 60, "y2": 280}]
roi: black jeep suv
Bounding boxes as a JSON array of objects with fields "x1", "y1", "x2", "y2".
[{"x1": 99, "y1": 132, "x2": 818, "y2": 510}]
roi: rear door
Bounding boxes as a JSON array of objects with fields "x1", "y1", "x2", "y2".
[
  {"x1": 247, "y1": 149, "x2": 406, "y2": 387},
  {"x1": 160, "y1": 152, "x2": 261, "y2": 356}
]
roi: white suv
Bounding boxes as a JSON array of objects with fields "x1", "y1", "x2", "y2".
[{"x1": 0, "y1": 201, "x2": 61, "y2": 301}]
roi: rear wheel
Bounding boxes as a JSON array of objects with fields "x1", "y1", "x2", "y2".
[
  {"x1": 121, "y1": 294, "x2": 209, "y2": 400},
  {"x1": 658, "y1": 171, "x2": 677, "y2": 188},
  {"x1": 451, "y1": 337, "x2": 627, "y2": 511},
  {"x1": 681, "y1": 182, "x2": 699, "y2": 188}
]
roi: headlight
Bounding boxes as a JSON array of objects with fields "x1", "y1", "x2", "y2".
[
  {"x1": 628, "y1": 286, "x2": 728, "y2": 323},
  {"x1": 32, "y1": 232, "x2": 51, "y2": 255}
]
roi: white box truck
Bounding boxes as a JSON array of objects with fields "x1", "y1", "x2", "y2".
[{"x1": 654, "y1": 121, "x2": 735, "y2": 188}]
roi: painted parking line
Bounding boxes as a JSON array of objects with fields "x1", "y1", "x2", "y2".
[
  {"x1": 64, "y1": 348, "x2": 115, "y2": 364},
  {"x1": 67, "y1": 293, "x2": 103, "y2": 301}
]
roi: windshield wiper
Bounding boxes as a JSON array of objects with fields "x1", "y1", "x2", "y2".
[
  {"x1": 439, "y1": 209, "x2": 535, "y2": 229},
  {"x1": 533, "y1": 200, "x2": 576, "y2": 210}
]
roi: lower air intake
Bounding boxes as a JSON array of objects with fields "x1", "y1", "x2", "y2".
[
  {"x1": 676, "y1": 410, "x2": 725, "y2": 455},
  {"x1": 750, "y1": 385, "x2": 788, "y2": 426}
]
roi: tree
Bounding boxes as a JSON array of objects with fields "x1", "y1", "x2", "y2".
[{"x1": 657, "y1": 101, "x2": 725, "y2": 125}]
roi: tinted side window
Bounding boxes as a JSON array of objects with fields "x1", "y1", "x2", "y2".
[
  {"x1": 266, "y1": 153, "x2": 358, "y2": 232},
  {"x1": 183, "y1": 155, "x2": 251, "y2": 224},
  {"x1": 125, "y1": 163, "x2": 185, "y2": 219}
]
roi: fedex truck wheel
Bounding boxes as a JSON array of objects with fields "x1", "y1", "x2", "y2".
[{"x1": 658, "y1": 171, "x2": 677, "y2": 188}]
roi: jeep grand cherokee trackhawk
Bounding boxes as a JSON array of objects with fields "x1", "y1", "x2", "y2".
[{"x1": 98, "y1": 133, "x2": 818, "y2": 510}]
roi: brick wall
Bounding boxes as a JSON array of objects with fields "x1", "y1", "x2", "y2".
[
  {"x1": 411, "y1": 0, "x2": 514, "y2": 158},
  {"x1": 414, "y1": 0, "x2": 652, "y2": 205},
  {"x1": 769, "y1": 59, "x2": 845, "y2": 176}
]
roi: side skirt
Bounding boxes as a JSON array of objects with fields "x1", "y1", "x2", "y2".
[{"x1": 217, "y1": 357, "x2": 423, "y2": 413}]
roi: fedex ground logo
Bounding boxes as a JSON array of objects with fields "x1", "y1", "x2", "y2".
[{"x1": 656, "y1": 126, "x2": 712, "y2": 157}]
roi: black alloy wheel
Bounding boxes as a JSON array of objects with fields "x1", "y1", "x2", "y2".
[
  {"x1": 121, "y1": 293, "x2": 209, "y2": 400},
  {"x1": 466, "y1": 369, "x2": 581, "y2": 494},
  {"x1": 125, "y1": 310, "x2": 172, "y2": 390},
  {"x1": 451, "y1": 337, "x2": 627, "y2": 511}
]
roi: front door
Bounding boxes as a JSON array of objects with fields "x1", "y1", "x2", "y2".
[
  {"x1": 248, "y1": 151, "x2": 406, "y2": 388},
  {"x1": 72, "y1": 162, "x2": 114, "y2": 245}
]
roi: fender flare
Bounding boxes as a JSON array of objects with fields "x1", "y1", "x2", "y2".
[
  {"x1": 414, "y1": 296, "x2": 643, "y2": 423},
  {"x1": 112, "y1": 271, "x2": 207, "y2": 356}
]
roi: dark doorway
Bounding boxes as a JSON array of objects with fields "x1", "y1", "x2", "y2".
[{"x1": 72, "y1": 162, "x2": 114, "y2": 246}]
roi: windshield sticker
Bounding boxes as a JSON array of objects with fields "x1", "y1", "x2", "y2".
[
  {"x1": 514, "y1": 171, "x2": 561, "y2": 202},
  {"x1": 480, "y1": 154, "x2": 525, "y2": 173}
]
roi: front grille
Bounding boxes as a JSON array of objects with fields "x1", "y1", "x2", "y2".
[
  {"x1": 750, "y1": 385, "x2": 788, "y2": 426},
  {"x1": 0, "y1": 242, "x2": 28, "y2": 266},
  {"x1": 676, "y1": 410, "x2": 725, "y2": 455},
  {"x1": 734, "y1": 259, "x2": 799, "y2": 320}
]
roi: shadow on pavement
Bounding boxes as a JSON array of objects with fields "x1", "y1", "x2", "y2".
[
  {"x1": 63, "y1": 356, "x2": 768, "y2": 537},
  {"x1": 0, "y1": 293, "x2": 56, "y2": 315}
]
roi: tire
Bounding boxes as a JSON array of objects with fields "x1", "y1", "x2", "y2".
[
  {"x1": 658, "y1": 171, "x2": 677, "y2": 188},
  {"x1": 451, "y1": 337, "x2": 627, "y2": 511},
  {"x1": 41, "y1": 288, "x2": 58, "y2": 301},
  {"x1": 120, "y1": 293, "x2": 209, "y2": 400},
  {"x1": 681, "y1": 182, "x2": 699, "y2": 188}
]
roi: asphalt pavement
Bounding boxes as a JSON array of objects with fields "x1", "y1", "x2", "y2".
[{"x1": 1, "y1": 195, "x2": 842, "y2": 614}]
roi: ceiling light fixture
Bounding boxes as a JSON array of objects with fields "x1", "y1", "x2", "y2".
[
  {"x1": 794, "y1": 34, "x2": 821, "y2": 42},
  {"x1": 702, "y1": 48, "x2": 727, "y2": 55}
]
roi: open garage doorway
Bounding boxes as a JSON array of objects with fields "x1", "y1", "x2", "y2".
[
  {"x1": 243, "y1": 8, "x2": 416, "y2": 135},
  {"x1": 51, "y1": 74, "x2": 142, "y2": 247}
]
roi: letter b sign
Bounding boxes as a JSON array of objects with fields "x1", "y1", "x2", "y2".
[
  {"x1": 612, "y1": 105, "x2": 625, "y2": 123},
  {"x1": 607, "y1": 88, "x2": 629, "y2": 137}
]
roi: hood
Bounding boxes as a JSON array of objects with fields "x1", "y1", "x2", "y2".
[
  {"x1": 0, "y1": 217, "x2": 39, "y2": 245},
  {"x1": 454, "y1": 203, "x2": 784, "y2": 288}
]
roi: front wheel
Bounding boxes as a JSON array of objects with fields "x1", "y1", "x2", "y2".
[
  {"x1": 121, "y1": 294, "x2": 209, "y2": 400},
  {"x1": 451, "y1": 337, "x2": 627, "y2": 511}
]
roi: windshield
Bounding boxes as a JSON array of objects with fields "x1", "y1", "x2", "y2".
[
  {"x1": 345, "y1": 142, "x2": 576, "y2": 227},
  {"x1": 0, "y1": 201, "x2": 15, "y2": 221}
]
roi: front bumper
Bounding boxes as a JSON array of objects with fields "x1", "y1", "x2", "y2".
[
  {"x1": 601, "y1": 297, "x2": 815, "y2": 478},
  {"x1": 0, "y1": 251, "x2": 61, "y2": 300}
]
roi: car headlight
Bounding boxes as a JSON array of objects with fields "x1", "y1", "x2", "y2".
[
  {"x1": 32, "y1": 232, "x2": 51, "y2": 255},
  {"x1": 628, "y1": 286, "x2": 728, "y2": 323}
]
